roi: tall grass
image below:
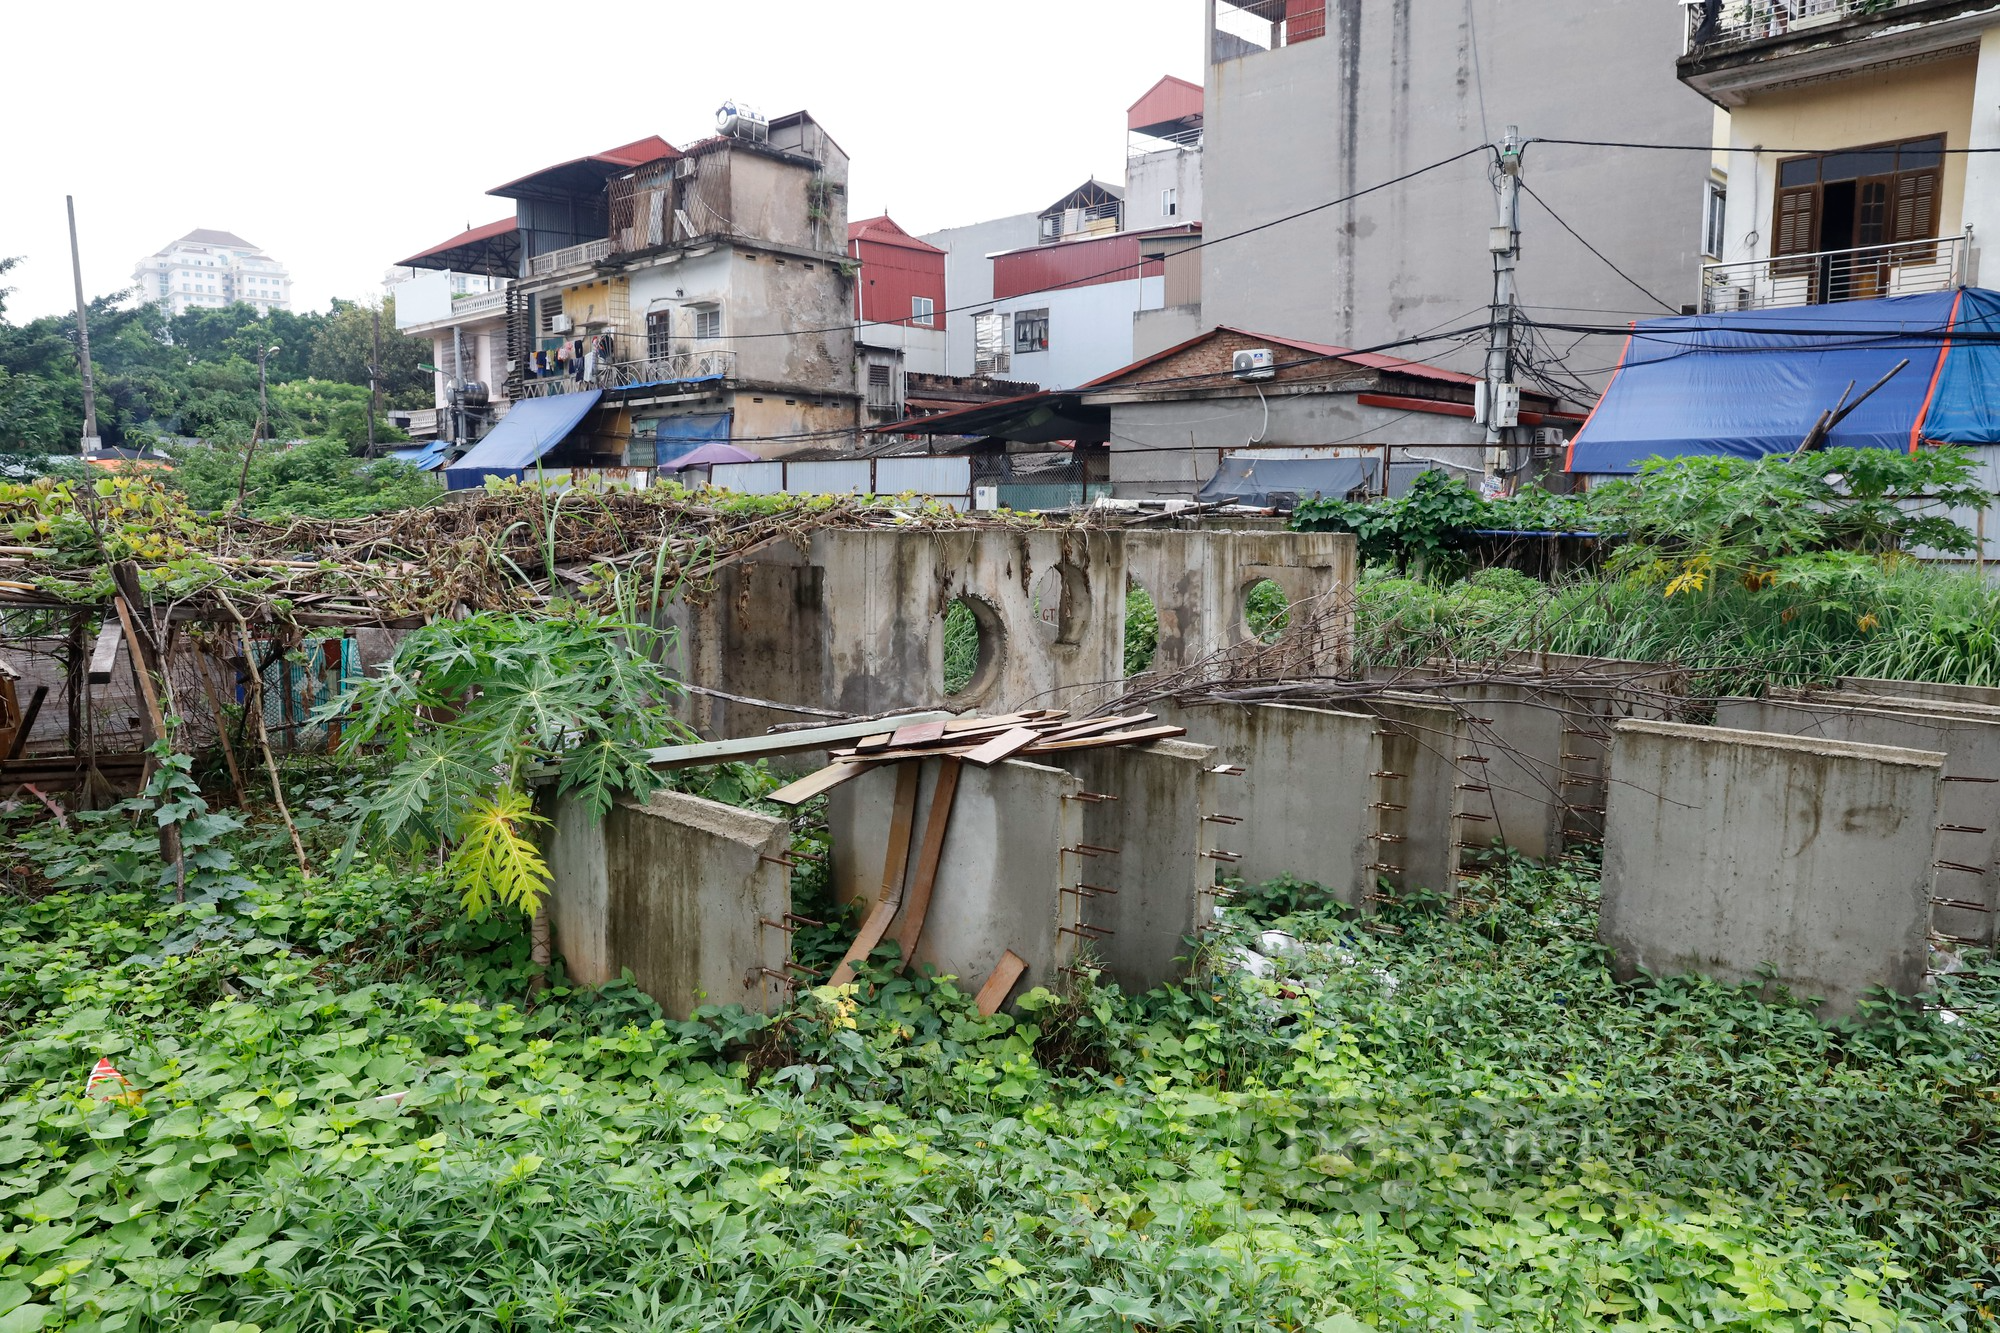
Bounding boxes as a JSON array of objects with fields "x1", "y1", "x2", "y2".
[{"x1": 1359, "y1": 564, "x2": 2000, "y2": 693}]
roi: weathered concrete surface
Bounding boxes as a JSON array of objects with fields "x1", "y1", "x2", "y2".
[
  {"x1": 1716, "y1": 694, "x2": 2000, "y2": 945},
  {"x1": 830, "y1": 757, "x2": 1081, "y2": 1008},
  {"x1": 1044, "y1": 739, "x2": 1223, "y2": 994},
  {"x1": 1839, "y1": 677, "x2": 2000, "y2": 709},
  {"x1": 1601, "y1": 720, "x2": 1944, "y2": 1018},
  {"x1": 662, "y1": 527, "x2": 1358, "y2": 739},
  {"x1": 1123, "y1": 529, "x2": 1354, "y2": 683},
  {"x1": 1351, "y1": 696, "x2": 1475, "y2": 897},
  {"x1": 1157, "y1": 700, "x2": 1378, "y2": 904},
  {"x1": 548, "y1": 790, "x2": 792, "y2": 1019}
]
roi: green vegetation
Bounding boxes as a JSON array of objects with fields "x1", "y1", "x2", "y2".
[
  {"x1": 1, "y1": 786, "x2": 1995, "y2": 1330},
  {"x1": 1303, "y1": 450, "x2": 2000, "y2": 690},
  {"x1": 1124, "y1": 581, "x2": 1158, "y2": 677},
  {"x1": 1246, "y1": 578, "x2": 1290, "y2": 643},
  {"x1": 160, "y1": 440, "x2": 440, "y2": 520},
  {"x1": 943, "y1": 598, "x2": 980, "y2": 695},
  {"x1": 0, "y1": 261, "x2": 431, "y2": 456}
]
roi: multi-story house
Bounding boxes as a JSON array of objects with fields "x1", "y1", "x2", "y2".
[
  {"x1": 1684, "y1": 0, "x2": 2000, "y2": 313},
  {"x1": 850, "y1": 214, "x2": 948, "y2": 418},
  {"x1": 918, "y1": 77, "x2": 1207, "y2": 389},
  {"x1": 1197, "y1": 0, "x2": 1716, "y2": 398},
  {"x1": 133, "y1": 229, "x2": 292, "y2": 315},
  {"x1": 393, "y1": 111, "x2": 859, "y2": 481}
]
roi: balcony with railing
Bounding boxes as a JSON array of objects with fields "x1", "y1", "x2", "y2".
[
  {"x1": 449, "y1": 289, "x2": 508, "y2": 319},
  {"x1": 519, "y1": 338, "x2": 738, "y2": 398},
  {"x1": 525, "y1": 237, "x2": 612, "y2": 279},
  {"x1": 1680, "y1": 0, "x2": 1989, "y2": 97},
  {"x1": 1699, "y1": 231, "x2": 1967, "y2": 312}
]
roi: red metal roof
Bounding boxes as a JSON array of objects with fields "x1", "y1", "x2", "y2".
[
  {"x1": 847, "y1": 215, "x2": 946, "y2": 255},
  {"x1": 990, "y1": 225, "x2": 1197, "y2": 301},
  {"x1": 490, "y1": 135, "x2": 678, "y2": 196},
  {"x1": 1128, "y1": 75, "x2": 1204, "y2": 134},
  {"x1": 396, "y1": 217, "x2": 518, "y2": 268},
  {"x1": 1080, "y1": 326, "x2": 1482, "y2": 391}
]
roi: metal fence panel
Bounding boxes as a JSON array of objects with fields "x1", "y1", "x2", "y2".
[
  {"x1": 710, "y1": 462, "x2": 785, "y2": 494},
  {"x1": 876, "y1": 456, "x2": 971, "y2": 497},
  {"x1": 786, "y1": 461, "x2": 873, "y2": 495}
]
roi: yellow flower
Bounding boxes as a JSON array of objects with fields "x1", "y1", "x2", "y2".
[{"x1": 1857, "y1": 613, "x2": 1880, "y2": 633}]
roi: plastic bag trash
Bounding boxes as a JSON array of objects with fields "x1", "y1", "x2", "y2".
[{"x1": 86, "y1": 1057, "x2": 142, "y2": 1107}]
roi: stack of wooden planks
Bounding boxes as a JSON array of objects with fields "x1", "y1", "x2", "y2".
[{"x1": 766, "y1": 710, "x2": 1184, "y2": 806}]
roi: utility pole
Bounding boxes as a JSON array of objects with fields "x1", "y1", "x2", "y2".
[
  {"x1": 65, "y1": 196, "x2": 99, "y2": 456},
  {"x1": 367, "y1": 307, "x2": 381, "y2": 456},
  {"x1": 1478, "y1": 127, "x2": 1524, "y2": 496}
]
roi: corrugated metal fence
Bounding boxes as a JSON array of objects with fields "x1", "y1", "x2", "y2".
[{"x1": 702, "y1": 457, "x2": 972, "y2": 506}]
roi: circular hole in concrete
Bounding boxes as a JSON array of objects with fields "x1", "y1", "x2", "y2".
[
  {"x1": 1246, "y1": 578, "x2": 1290, "y2": 644},
  {"x1": 1124, "y1": 578, "x2": 1159, "y2": 677},
  {"x1": 941, "y1": 595, "x2": 1003, "y2": 698}
]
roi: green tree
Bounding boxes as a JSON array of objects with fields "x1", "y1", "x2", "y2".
[{"x1": 308, "y1": 298, "x2": 433, "y2": 408}]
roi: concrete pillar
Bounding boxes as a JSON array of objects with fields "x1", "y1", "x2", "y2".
[
  {"x1": 1961, "y1": 26, "x2": 2000, "y2": 287},
  {"x1": 1601, "y1": 720, "x2": 1944, "y2": 1019},
  {"x1": 829, "y1": 757, "x2": 1082, "y2": 1007},
  {"x1": 548, "y1": 789, "x2": 793, "y2": 1019}
]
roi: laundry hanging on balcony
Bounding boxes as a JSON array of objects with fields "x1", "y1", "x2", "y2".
[{"x1": 1566, "y1": 289, "x2": 2000, "y2": 474}]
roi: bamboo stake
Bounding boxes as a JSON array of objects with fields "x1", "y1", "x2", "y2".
[{"x1": 219, "y1": 593, "x2": 309, "y2": 875}]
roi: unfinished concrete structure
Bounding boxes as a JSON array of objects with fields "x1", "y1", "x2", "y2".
[
  {"x1": 547, "y1": 789, "x2": 792, "y2": 1019},
  {"x1": 1601, "y1": 720, "x2": 1944, "y2": 1018},
  {"x1": 831, "y1": 756, "x2": 1083, "y2": 1008},
  {"x1": 663, "y1": 526, "x2": 1356, "y2": 740},
  {"x1": 1718, "y1": 690, "x2": 2000, "y2": 946}
]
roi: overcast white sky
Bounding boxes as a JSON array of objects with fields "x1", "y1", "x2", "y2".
[{"x1": 2, "y1": 0, "x2": 1206, "y2": 321}]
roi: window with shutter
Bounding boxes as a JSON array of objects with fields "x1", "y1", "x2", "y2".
[
  {"x1": 1773, "y1": 186, "x2": 1819, "y2": 270},
  {"x1": 1893, "y1": 169, "x2": 1940, "y2": 261}
]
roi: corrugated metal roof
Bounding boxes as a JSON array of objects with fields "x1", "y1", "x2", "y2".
[
  {"x1": 847, "y1": 215, "x2": 947, "y2": 255},
  {"x1": 490, "y1": 136, "x2": 678, "y2": 198},
  {"x1": 1128, "y1": 75, "x2": 1204, "y2": 135},
  {"x1": 396, "y1": 217, "x2": 518, "y2": 269},
  {"x1": 1079, "y1": 326, "x2": 1481, "y2": 390}
]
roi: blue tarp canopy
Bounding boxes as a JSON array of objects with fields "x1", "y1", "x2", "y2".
[
  {"x1": 650, "y1": 412, "x2": 735, "y2": 465},
  {"x1": 1567, "y1": 289, "x2": 2000, "y2": 474},
  {"x1": 444, "y1": 391, "x2": 602, "y2": 490}
]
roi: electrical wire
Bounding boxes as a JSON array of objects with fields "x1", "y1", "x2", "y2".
[
  {"x1": 640, "y1": 144, "x2": 1499, "y2": 343},
  {"x1": 1517, "y1": 179, "x2": 1680, "y2": 315}
]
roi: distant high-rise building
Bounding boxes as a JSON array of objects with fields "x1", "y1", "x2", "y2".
[{"x1": 133, "y1": 229, "x2": 293, "y2": 316}]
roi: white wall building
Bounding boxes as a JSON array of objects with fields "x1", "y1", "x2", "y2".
[{"x1": 133, "y1": 229, "x2": 292, "y2": 315}]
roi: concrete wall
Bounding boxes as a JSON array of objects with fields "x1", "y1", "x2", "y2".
[
  {"x1": 923, "y1": 212, "x2": 1041, "y2": 379},
  {"x1": 664, "y1": 527, "x2": 1357, "y2": 737},
  {"x1": 1158, "y1": 700, "x2": 1379, "y2": 905},
  {"x1": 1201, "y1": 0, "x2": 1715, "y2": 393},
  {"x1": 1123, "y1": 528, "x2": 1356, "y2": 687},
  {"x1": 1127, "y1": 146, "x2": 1204, "y2": 231},
  {"x1": 1043, "y1": 739, "x2": 1224, "y2": 994},
  {"x1": 1107, "y1": 394, "x2": 1487, "y2": 500},
  {"x1": 547, "y1": 789, "x2": 792, "y2": 1019},
  {"x1": 1839, "y1": 677, "x2": 2000, "y2": 709},
  {"x1": 830, "y1": 757, "x2": 1081, "y2": 1007},
  {"x1": 1352, "y1": 696, "x2": 1476, "y2": 898},
  {"x1": 1601, "y1": 720, "x2": 1944, "y2": 1018},
  {"x1": 1721, "y1": 690, "x2": 2000, "y2": 945},
  {"x1": 1133, "y1": 304, "x2": 1206, "y2": 360},
  {"x1": 989, "y1": 276, "x2": 1167, "y2": 390}
]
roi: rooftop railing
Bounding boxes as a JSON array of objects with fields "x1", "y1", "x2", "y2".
[
  {"x1": 1685, "y1": 0, "x2": 1921, "y2": 54},
  {"x1": 1699, "y1": 232, "x2": 1966, "y2": 312},
  {"x1": 525, "y1": 237, "x2": 612, "y2": 278}
]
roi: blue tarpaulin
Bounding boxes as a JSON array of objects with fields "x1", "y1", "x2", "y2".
[
  {"x1": 387, "y1": 442, "x2": 448, "y2": 471},
  {"x1": 444, "y1": 391, "x2": 602, "y2": 490},
  {"x1": 1567, "y1": 289, "x2": 2000, "y2": 474},
  {"x1": 649, "y1": 413, "x2": 734, "y2": 466}
]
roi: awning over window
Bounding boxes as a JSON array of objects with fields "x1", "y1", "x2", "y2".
[
  {"x1": 444, "y1": 391, "x2": 602, "y2": 490},
  {"x1": 1568, "y1": 290, "x2": 2000, "y2": 474},
  {"x1": 1196, "y1": 455, "x2": 1379, "y2": 508},
  {"x1": 634, "y1": 412, "x2": 734, "y2": 467}
]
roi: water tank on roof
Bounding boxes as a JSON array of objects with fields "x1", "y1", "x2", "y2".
[{"x1": 716, "y1": 100, "x2": 769, "y2": 142}]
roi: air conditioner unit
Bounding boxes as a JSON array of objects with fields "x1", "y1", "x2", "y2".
[
  {"x1": 1232, "y1": 348, "x2": 1276, "y2": 382},
  {"x1": 1532, "y1": 428, "x2": 1566, "y2": 449},
  {"x1": 549, "y1": 314, "x2": 573, "y2": 334}
]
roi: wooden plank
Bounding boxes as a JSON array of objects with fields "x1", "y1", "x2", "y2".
[
  {"x1": 1024, "y1": 725, "x2": 1187, "y2": 755},
  {"x1": 962, "y1": 726, "x2": 1042, "y2": 768},
  {"x1": 830, "y1": 763, "x2": 922, "y2": 987},
  {"x1": 112, "y1": 597, "x2": 166, "y2": 745},
  {"x1": 889, "y1": 720, "x2": 948, "y2": 747},
  {"x1": 87, "y1": 621, "x2": 122, "y2": 685},
  {"x1": 640, "y1": 711, "x2": 950, "y2": 770},
  {"x1": 1037, "y1": 713, "x2": 1157, "y2": 745},
  {"x1": 6, "y1": 685, "x2": 48, "y2": 761},
  {"x1": 856, "y1": 733, "x2": 894, "y2": 753},
  {"x1": 768, "y1": 760, "x2": 880, "y2": 807},
  {"x1": 974, "y1": 950, "x2": 1029, "y2": 1015},
  {"x1": 894, "y1": 757, "x2": 962, "y2": 969}
]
